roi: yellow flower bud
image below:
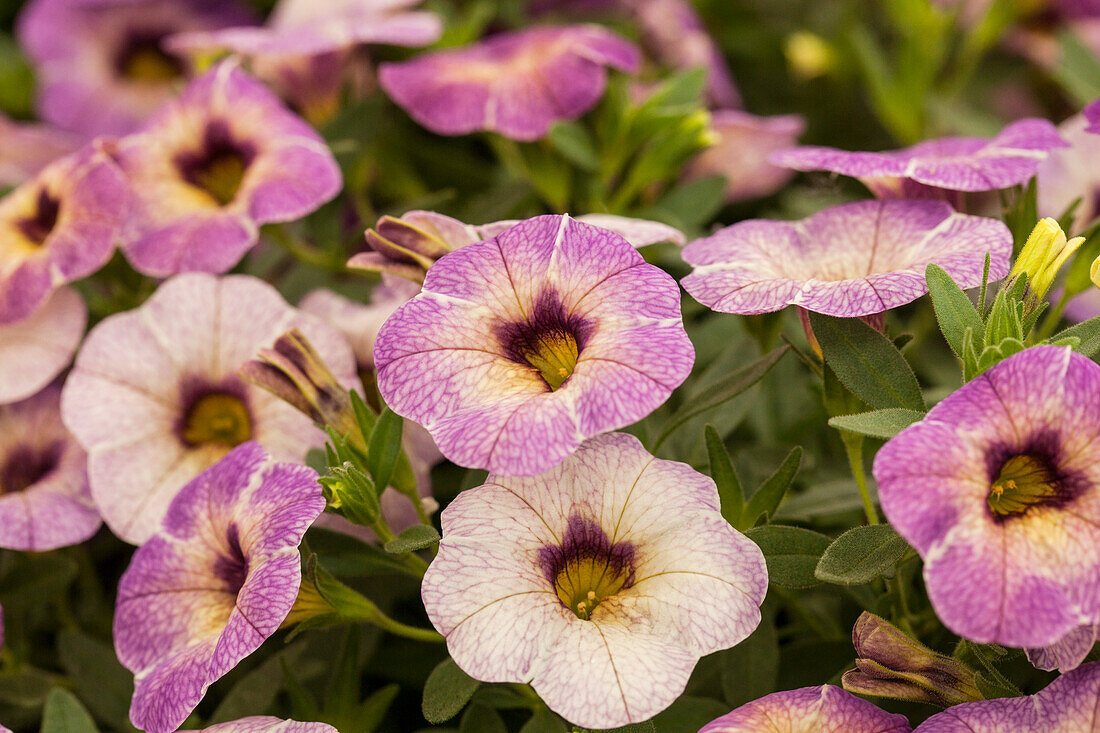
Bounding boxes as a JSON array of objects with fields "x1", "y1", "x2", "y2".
[
  {"x1": 1010, "y1": 218, "x2": 1085, "y2": 304},
  {"x1": 785, "y1": 32, "x2": 835, "y2": 81}
]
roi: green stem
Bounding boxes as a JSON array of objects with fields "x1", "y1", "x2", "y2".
[
  {"x1": 843, "y1": 432, "x2": 880, "y2": 525},
  {"x1": 369, "y1": 518, "x2": 430, "y2": 575},
  {"x1": 266, "y1": 224, "x2": 343, "y2": 272},
  {"x1": 366, "y1": 609, "x2": 444, "y2": 643}
]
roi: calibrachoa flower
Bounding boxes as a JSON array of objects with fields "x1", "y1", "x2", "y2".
[
  {"x1": 1037, "y1": 113, "x2": 1100, "y2": 230},
  {"x1": 374, "y1": 214, "x2": 694, "y2": 476},
  {"x1": 114, "y1": 442, "x2": 324, "y2": 733},
  {"x1": 1025, "y1": 622, "x2": 1099, "y2": 672},
  {"x1": 680, "y1": 199, "x2": 1012, "y2": 318},
  {"x1": 874, "y1": 346, "x2": 1100, "y2": 650},
  {"x1": 772, "y1": 118, "x2": 1068, "y2": 199},
  {"x1": 17, "y1": 0, "x2": 254, "y2": 136},
  {"x1": 421, "y1": 432, "x2": 767, "y2": 728},
  {"x1": 61, "y1": 273, "x2": 357, "y2": 544},
  {"x1": 112, "y1": 60, "x2": 342, "y2": 277},
  {"x1": 685, "y1": 110, "x2": 806, "y2": 203},
  {"x1": 700, "y1": 686, "x2": 911, "y2": 732},
  {"x1": 0, "y1": 287, "x2": 86, "y2": 405},
  {"x1": 914, "y1": 661, "x2": 1100, "y2": 731},
  {"x1": 0, "y1": 114, "x2": 79, "y2": 187},
  {"x1": 378, "y1": 25, "x2": 640, "y2": 141},
  {"x1": 190, "y1": 719, "x2": 337, "y2": 733},
  {"x1": 0, "y1": 143, "x2": 128, "y2": 325},
  {"x1": 0, "y1": 386, "x2": 99, "y2": 551}
]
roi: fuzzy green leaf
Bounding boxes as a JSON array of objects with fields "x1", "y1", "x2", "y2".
[
  {"x1": 705, "y1": 425, "x2": 743, "y2": 528},
  {"x1": 926, "y1": 263, "x2": 984, "y2": 358},
  {"x1": 815, "y1": 524, "x2": 910, "y2": 585},
  {"x1": 745, "y1": 525, "x2": 831, "y2": 589},
  {"x1": 383, "y1": 525, "x2": 441, "y2": 554},
  {"x1": 827, "y1": 409, "x2": 924, "y2": 439},
  {"x1": 423, "y1": 659, "x2": 480, "y2": 724},
  {"x1": 740, "y1": 447, "x2": 802, "y2": 530}
]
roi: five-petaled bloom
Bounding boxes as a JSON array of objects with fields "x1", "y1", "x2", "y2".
[
  {"x1": 421, "y1": 432, "x2": 768, "y2": 729},
  {"x1": 772, "y1": 118, "x2": 1067, "y2": 200},
  {"x1": 0, "y1": 142, "x2": 128, "y2": 325},
  {"x1": 114, "y1": 442, "x2": 324, "y2": 733},
  {"x1": 17, "y1": 0, "x2": 254, "y2": 136},
  {"x1": 913, "y1": 661, "x2": 1100, "y2": 731},
  {"x1": 680, "y1": 199, "x2": 1012, "y2": 318},
  {"x1": 61, "y1": 273, "x2": 356, "y2": 545},
  {"x1": 379, "y1": 25, "x2": 640, "y2": 141},
  {"x1": 700, "y1": 685, "x2": 912, "y2": 733},
  {"x1": 0, "y1": 385, "x2": 100, "y2": 551},
  {"x1": 112, "y1": 60, "x2": 342, "y2": 277},
  {"x1": 374, "y1": 214, "x2": 694, "y2": 476},
  {"x1": 875, "y1": 346, "x2": 1100, "y2": 657}
]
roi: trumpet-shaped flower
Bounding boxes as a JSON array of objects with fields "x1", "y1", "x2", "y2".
[
  {"x1": 0, "y1": 143, "x2": 128, "y2": 325},
  {"x1": 772, "y1": 118, "x2": 1067, "y2": 199},
  {"x1": 0, "y1": 114, "x2": 79, "y2": 187},
  {"x1": 0, "y1": 385, "x2": 100, "y2": 551},
  {"x1": 700, "y1": 686, "x2": 911, "y2": 733},
  {"x1": 17, "y1": 0, "x2": 254, "y2": 136},
  {"x1": 61, "y1": 273, "x2": 356, "y2": 544},
  {"x1": 685, "y1": 110, "x2": 806, "y2": 203},
  {"x1": 421, "y1": 432, "x2": 768, "y2": 729},
  {"x1": 112, "y1": 60, "x2": 341, "y2": 277},
  {"x1": 0, "y1": 287, "x2": 86, "y2": 405},
  {"x1": 191, "y1": 719, "x2": 336, "y2": 733},
  {"x1": 378, "y1": 25, "x2": 640, "y2": 141},
  {"x1": 914, "y1": 661, "x2": 1100, "y2": 731},
  {"x1": 680, "y1": 199, "x2": 1012, "y2": 318},
  {"x1": 875, "y1": 345, "x2": 1100, "y2": 649},
  {"x1": 373, "y1": 214, "x2": 694, "y2": 476},
  {"x1": 114, "y1": 442, "x2": 324, "y2": 733}
]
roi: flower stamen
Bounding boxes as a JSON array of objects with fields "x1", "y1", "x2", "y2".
[{"x1": 988, "y1": 454, "x2": 1059, "y2": 517}]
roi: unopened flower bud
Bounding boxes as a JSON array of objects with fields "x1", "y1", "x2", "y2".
[
  {"x1": 349, "y1": 214, "x2": 457, "y2": 282},
  {"x1": 786, "y1": 31, "x2": 835, "y2": 80},
  {"x1": 842, "y1": 612, "x2": 983, "y2": 707},
  {"x1": 1010, "y1": 218, "x2": 1085, "y2": 307},
  {"x1": 239, "y1": 328, "x2": 358, "y2": 441}
]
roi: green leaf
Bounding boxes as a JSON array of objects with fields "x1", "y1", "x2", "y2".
[
  {"x1": 926, "y1": 263, "x2": 984, "y2": 358},
  {"x1": 460, "y1": 704, "x2": 507, "y2": 733},
  {"x1": 41, "y1": 688, "x2": 99, "y2": 733},
  {"x1": 518, "y1": 710, "x2": 568, "y2": 733},
  {"x1": 645, "y1": 176, "x2": 727, "y2": 229},
  {"x1": 211, "y1": 641, "x2": 313, "y2": 723},
  {"x1": 705, "y1": 425, "x2": 743, "y2": 528},
  {"x1": 718, "y1": 613, "x2": 778, "y2": 708},
  {"x1": 814, "y1": 524, "x2": 910, "y2": 585},
  {"x1": 809, "y1": 312, "x2": 924, "y2": 411},
  {"x1": 0, "y1": 552, "x2": 78, "y2": 612},
  {"x1": 745, "y1": 525, "x2": 832, "y2": 589},
  {"x1": 1053, "y1": 316, "x2": 1100, "y2": 357},
  {"x1": 422, "y1": 658, "x2": 480, "y2": 724},
  {"x1": 384, "y1": 524, "x2": 441, "y2": 554},
  {"x1": 601, "y1": 723, "x2": 656, "y2": 733},
  {"x1": 366, "y1": 407, "x2": 403, "y2": 493},
  {"x1": 307, "y1": 527, "x2": 422, "y2": 578},
  {"x1": 739, "y1": 447, "x2": 802, "y2": 530},
  {"x1": 356, "y1": 684, "x2": 401, "y2": 733},
  {"x1": 650, "y1": 696, "x2": 729, "y2": 733},
  {"x1": 547, "y1": 121, "x2": 599, "y2": 171},
  {"x1": 0, "y1": 668, "x2": 55, "y2": 707},
  {"x1": 827, "y1": 409, "x2": 924, "y2": 439},
  {"x1": 58, "y1": 631, "x2": 135, "y2": 729},
  {"x1": 655, "y1": 346, "x2": 788, "y2": 448}
]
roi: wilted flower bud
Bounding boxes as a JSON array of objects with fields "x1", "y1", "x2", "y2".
[
  {"x1": 1009, "y1": 218, "x2": 1085, "y2": 308},
  {"x1": 841, "y1": 612, "x2": 983, "y2": 707},
  {"x1": 239, "y1": 328, "x2": 359, "y2": 441},
  {"x1": 348, "y1": 214, "x2": 457, "y2": 282}
]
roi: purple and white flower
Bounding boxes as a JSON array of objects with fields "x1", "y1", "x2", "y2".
[
  {"x1": 61, "y1": 273, "x2": 357, "y2": 544},
  {"x1": 914, "y1": 661, "x2": 1100, "y2": 731},
  {"x1": 114, "y1": 442, "x2": 324, "y2": 733},
  {"x1": 374, "y1": 214, "x2": 693, "y2": 476},
  {"x1": 0, "y1": 143, "x2": 128, "y2": 325},
  {"x1": 422, "y1": 432, "x2": 768, "y2": 729},
  {"x1": 0, "y1": 114, "x2": 80, "y2": 188},
  {"x1": 0, "y1": 287, "x2": 86, "y2": 405},
  {"x1": 875, "y1": 346, "x2": 1100, "y2": 651},
  {"x1": 772, "y1": 118, "x2": 1068, "y2": 199},
  {"x1": 190, "y1": 719, "x2": 337, "y2": 733},
  {"x1": 700, "y1": 685, "x2": 912, "y2": 733},
  {"x1": 681, "y1": 199, "x2": 1012, "y2": 318},
  {"x1": 378, "y1": 25, "x2": 640, "y2": 141},
  {"x1": 17, "y1": 0, "x2": 254, "y2": 136},
  {"x1": 0, "y1": 385, "x2": 99, "y2": 551},
  {"x1": 112, "y1": 60, "x2": 341, "y2": 277},
  {"x1": 1037, "y1": 113, "x2": 1100, "y2": 231}
]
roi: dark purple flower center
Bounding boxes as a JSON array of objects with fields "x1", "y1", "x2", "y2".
[
  {"x1": 537, "y1": 515, "x2": 635, "y2": 620},
  {"x1": 213, "y1": 522, "x2": 249, "y2": 593},
  {"x1": 0, "y1": 443, "x2": 62, "y2": 494},
  {"x1": 984, "y1": 433, "x2": 1081, "y2": 520},
  {"x1": 178, "y1": 378, "x2": 253, "y2": 448},
  {"x1": 175, "y1": 121, "x2": 255, "y2": 207},
  {"x1": 495, "y1": 290, "x2": 594, "y2": 391},
  {"x1": 17, "y1": 189, "x2": 61, "y2": 246},
  {"x1": 115, "y1": 31, "x2": 183, "y2": 83}
]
